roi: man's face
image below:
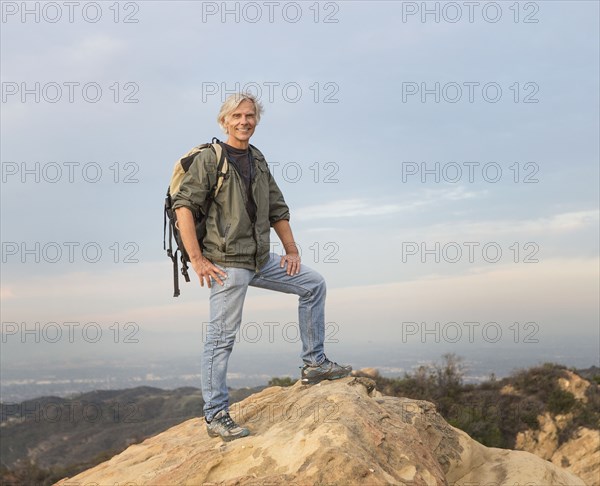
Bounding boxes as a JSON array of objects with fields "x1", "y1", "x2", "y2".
[{"x1": 225, "y1": 100, "x2": 257, "y2": 146}]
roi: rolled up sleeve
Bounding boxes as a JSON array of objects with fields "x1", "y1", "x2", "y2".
[{"x1": 268, "y1": 172, "x2": 290, "y2": 225}]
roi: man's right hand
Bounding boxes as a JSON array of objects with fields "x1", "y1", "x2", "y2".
[{"x1": 190, "y1": 256, "x2": 227, "y2": 288}]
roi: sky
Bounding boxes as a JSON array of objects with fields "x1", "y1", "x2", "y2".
[{"x1": 1, "y1": 1, "x2": 599, "y2": 377}]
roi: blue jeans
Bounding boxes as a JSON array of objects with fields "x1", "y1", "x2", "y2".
[{"x1": 201, "y1": 252, "x2": 327, "y2": 421}]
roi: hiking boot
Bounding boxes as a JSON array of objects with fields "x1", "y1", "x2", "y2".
[
  {"x1": 301, "y1": 359, "x2": 352, "y2": 385},
  {"x1": 206, "y1": 409, "x2": 249, "y2": 441}
]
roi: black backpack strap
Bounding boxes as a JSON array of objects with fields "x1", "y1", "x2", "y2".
[
  {"x1": 164, "y1": 190, "x2": 182, "y2": 297},
  {"x1": 209, "y1": 141, "x2": 228, "y2": 201},
  {"x1": 163, "y1": 196, "x2": 168, "y2": 252},
  {"x1": 173, "y1": 250, "x2": 181, "y2": 297}
]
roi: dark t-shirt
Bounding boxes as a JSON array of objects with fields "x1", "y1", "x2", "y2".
[{"x1": 223, "y1": 143, "x2": 257, "y2": 222}]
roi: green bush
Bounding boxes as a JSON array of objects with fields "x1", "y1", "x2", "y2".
[
  {"x1": 268, "y1": 376, "x2": 297, "y2": 387},
  {"x1": 547, "y1": 389, "x2": 577, "y2": 414}
]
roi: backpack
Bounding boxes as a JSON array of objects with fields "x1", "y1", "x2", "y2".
[{"x1": 163, "y1": 138, "x2": 228, "y2": 297}]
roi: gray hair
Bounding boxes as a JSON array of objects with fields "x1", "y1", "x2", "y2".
[{"x1": 217, "y1": 92, "x2": 264, "y2": 133}]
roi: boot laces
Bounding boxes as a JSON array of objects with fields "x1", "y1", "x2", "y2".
[{"x1": 221, "y1": 413, "x2": 235, "y2": 429}]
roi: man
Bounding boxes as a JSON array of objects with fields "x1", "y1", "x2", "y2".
[{"x1": 172, "y1": 93, "x2": 351, "y2": 441}]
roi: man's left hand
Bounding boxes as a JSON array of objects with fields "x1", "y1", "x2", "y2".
[{"x1": 280, "y1": 253, "x2": 301, "y2": 275}]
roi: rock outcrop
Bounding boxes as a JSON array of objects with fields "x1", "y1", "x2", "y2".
[
  {"x1": 514, "y1": 370, "x2": 599, "y2": 486},
  {"x1": 516, "y1": 413, "x2": 599, "y2": 486},
  {"x1": 558, "y1": 370, "x2": 591, "y2": 403},
  {"x1": 56, "y1": 377, "x2": 585, "y2": 486},
  {"x1": 550, "y1": 427, "x2": 599, "y2": 486}
]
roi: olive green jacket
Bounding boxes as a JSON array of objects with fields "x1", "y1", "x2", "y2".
[{"x1": 171, "y1": 144, "x2": 290, "y2": 271}]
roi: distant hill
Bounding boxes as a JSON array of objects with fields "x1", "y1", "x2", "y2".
[{"x1": 1, "y1": 385, "x2": 264, "y2": 485}]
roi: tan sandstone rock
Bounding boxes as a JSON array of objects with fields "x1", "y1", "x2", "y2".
[
  {"x1": 515, "y1": 411, "x2": 565, "y2": 460},
  {"x1": 517, "y1": 415, "x2": 600, "y2": 486},
  {"x1": 558, "y1": 370, "x2": 590, "y2": 403},
  {"x1": 351, "y1": 367, "x2": 380, "y2": 379},
  {"x1": 551, "y1": 427, "x2": 600, "y2": 486},
  {"x1": 55, "y1": 377, "x2": 585, "y2": 486},
  {"x1": 513, "y1": 371, "x2": 599, "y2": 485}
]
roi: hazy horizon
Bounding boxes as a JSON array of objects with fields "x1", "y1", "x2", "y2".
[{"x1": 2, "y1": 333, "x2": 598, "y2": 402}]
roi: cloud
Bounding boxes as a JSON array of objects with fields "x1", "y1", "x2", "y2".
[
  {"x1": 294, "y1": 187, "x2": 484, "y2": 221},
  {"x1": 0, "y1": 286, "x2": 15, "y2": 300},
  {"x1": 2, "y1": 33, "x2": 126, "y2": 81},
  {"x1": 295, "y1": 198, "x2": 410, "y2": 220},
  {"x1": 60, "y1": 35, "x2": 125, "y2": 76},
  {"x1": 396, "y1": 210, "x2": 599, "y2": 240},
  {"x1": 548, "y1": 210, "x2": 599, "y2": 232},
  {"x1": 325, "y1": 257, "x2": 600, "y2": 339}
]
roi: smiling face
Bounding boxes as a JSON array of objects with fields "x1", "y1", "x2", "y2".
[{"x1": 224, "y1": 100, "x2": 257, "y2": 149}]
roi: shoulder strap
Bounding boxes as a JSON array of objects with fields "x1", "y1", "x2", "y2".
[
  {"x1": 169, "y1": 143, "x2": 211, "y2": 197},
  {"x1": 211, "y1": 141, "x2": 228, "y2": 198}
]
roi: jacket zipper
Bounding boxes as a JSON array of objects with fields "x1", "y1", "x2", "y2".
[
  {"x1": 229, "y1": 155, "x2": 260, "y2": 271},
  {"x1": 250, "y1": 162, "x2": 259, "y2": 272}
]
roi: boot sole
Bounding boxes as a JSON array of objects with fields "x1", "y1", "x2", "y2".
[{"x1": 207, "y1": 428, "x2": 250, "y2": 441}]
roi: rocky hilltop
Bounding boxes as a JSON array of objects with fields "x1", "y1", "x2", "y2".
[{"x1": 56, "y1": 377, "x2": 585, "y2": 486}]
